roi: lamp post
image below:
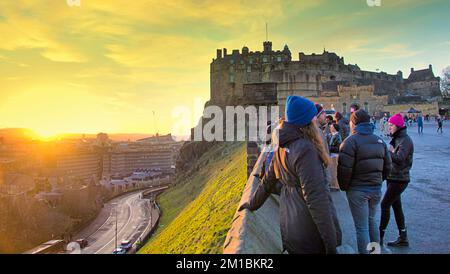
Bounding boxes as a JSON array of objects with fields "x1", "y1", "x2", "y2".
[
  {"x1": 150, "y1": 196, "x2": 153, "y2": 227},
  {"x1": 112, "y1": 202, "x2": 118, "y2": 251}
]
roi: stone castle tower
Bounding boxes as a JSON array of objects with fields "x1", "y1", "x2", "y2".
[{"x1": 210, "y1": 41, "x2": 441, "y2": 114}]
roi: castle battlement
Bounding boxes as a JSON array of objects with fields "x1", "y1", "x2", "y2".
[{"x1": 210, "y1": 41, "x2": 441, "y2": 107}]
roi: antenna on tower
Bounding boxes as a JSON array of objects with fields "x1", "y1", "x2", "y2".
[
  {"x1": 152, "y1": 110, "x2": 159, "y2": 136},
  {"x1": 265, "y1": 22, "x2": 268, "y2": 41}
]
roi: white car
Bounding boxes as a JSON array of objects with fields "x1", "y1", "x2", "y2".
[{"x1": 120, "y1": 240, "x2": 133, "y2": 251}]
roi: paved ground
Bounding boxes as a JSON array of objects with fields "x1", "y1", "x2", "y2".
[
  {"x1": 337, "y1": 120, "x2": 450, "y2": 254},
  {"x1": 74, "y1": 190, "x2": 158, "y2": 254},
  {"x1": 377, "y1": 121, "x2": 450, "y2": 254}
]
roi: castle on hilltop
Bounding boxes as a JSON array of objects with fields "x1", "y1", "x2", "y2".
[{"x1": 209, "y1": 41, "x2": 442, "y2": 115}]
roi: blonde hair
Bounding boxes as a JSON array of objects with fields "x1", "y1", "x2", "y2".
[{"x1": 299, "y1": 121, "x2": 330, "y2": 168}]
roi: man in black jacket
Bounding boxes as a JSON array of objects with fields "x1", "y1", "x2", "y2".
[
  {"x1": 337, "y1": 109, "x2": 392, "y2": 254},
  {"x1": 379, "y1": 113, "x2": 414, "y2": 247}
]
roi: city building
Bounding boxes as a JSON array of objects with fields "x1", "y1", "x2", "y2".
[
  {"x1": 102, "y1": 134, "x2": 182, "y2": 179},
  {"x1": 55, "y1": 133, "x2": 182, "y2": 182},
  {"x1": 56, "y1": 148, "x2": 102, "y2": 182}
]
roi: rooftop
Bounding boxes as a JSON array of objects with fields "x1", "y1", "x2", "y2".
[{"x1": 408, "y1": 67, "x2": 436, "y2": 81}]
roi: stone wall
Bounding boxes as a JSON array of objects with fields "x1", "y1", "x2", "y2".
[
  {"x1": 277, "y1": 84, "x2": 389, "y2": 116},
  {"x1": 383, "y1": 101, "x2": 440, "y2": 115},
  {"x1": 242, "y1": 82, "x2": 277, "y2": 106},
  {"x1": 406, "y1": 80, "x2": 441, "y2": 98}
]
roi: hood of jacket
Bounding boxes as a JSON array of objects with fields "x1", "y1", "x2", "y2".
[
  {"x1": 353, "y1": 122, "x2": 375, "y2": 135},
  {"x1": 392, "y1": 126, "x2": 407, "y2": 138},
  {"x1": 276, "y1": 121, "x2": 305, "y2": 148},
  {"x1": 390, "y1": 126, "x2": 407, "y2": 147}
]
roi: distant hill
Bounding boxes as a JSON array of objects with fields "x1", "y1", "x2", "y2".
[
  {"x1": 0, "y1": 128, "x2": 38, "y2": 143},
  {"x1": 60, "y1": 133, "x2": 155, "y2": 142},
  {"x1": 0, "y1": 128, "x2": 155, "y2": 142},
  {"x1": 139, "y1": 141, "x2": 246, "y2": 254},
  {"x1": 108, "y1": 133, "x2": 154, "y2": 141}
]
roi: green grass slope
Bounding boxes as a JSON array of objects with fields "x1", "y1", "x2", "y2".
[{"x1": 139, "y1": 142, "x2": 247, "y2": 254}]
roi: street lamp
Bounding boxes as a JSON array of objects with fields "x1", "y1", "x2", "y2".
[
  {"x1": 112, "y1": 202, "x2": 118, "y2": 251},
  {"x1": 150, "y1": 198, "x2": 153, "y2": 227}
]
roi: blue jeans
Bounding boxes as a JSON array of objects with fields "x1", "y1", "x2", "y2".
[{"x1": 346, "y1": 187, "x2": 382, "y2": 254}]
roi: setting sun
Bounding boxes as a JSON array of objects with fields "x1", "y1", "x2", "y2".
[{"x1": 1, "y1": 1, "x2": 449, "y2": 136}]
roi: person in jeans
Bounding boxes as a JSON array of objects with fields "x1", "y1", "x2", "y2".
[
  {"x1": 379, "y1": 113, "x2": 414, "y2": 247},
  {"x1": 417, "y1": 114, "x2": 424, "y2": 134},
  {"x1": 338, "y1": 109, "x2": 392, "y2": 254},
  {"x1": 437, "y1": 116, "x2": 443, "y2": 134}
]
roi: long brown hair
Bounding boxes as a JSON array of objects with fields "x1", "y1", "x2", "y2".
[{"x1": 298, "y1": 121, "x2": 330, "y2": 168}]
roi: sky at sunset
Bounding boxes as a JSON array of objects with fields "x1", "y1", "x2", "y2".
[{"x1": 0, "y1": 0, "x2": 449, "y2": 138}]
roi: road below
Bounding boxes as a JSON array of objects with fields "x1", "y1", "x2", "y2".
[{"x1": 74, "y1": 189, "x2": 160, "y2": 254}]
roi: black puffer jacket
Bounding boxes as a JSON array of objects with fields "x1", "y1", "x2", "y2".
[
  {"x1": 337, "y1": 122, "x2": 392, "y2": 191},
  {"x1": 245, "y1": 122, "x2": 341, "y2": 254},
  {"x1": 387, "y1": 127, "x2": 414, "y2": 182}
]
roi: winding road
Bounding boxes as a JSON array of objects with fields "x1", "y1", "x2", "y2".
[{"x1": 74, "y1": 188, "x2": 161, "y2": 254}]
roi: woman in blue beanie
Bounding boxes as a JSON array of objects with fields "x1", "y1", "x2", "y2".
[{"x1": 239, "y1": 96, "x2": 342, "y2": 254}]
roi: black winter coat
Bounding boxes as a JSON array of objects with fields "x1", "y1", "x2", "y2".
[
  {"x1": 337, "y1": 123, "x2": 392, "y2": 191},
  {"x1": 329, "y1": 133, "x2": 342, "y2": 154},
  {"x1": 387, "y1": 127, "x2": 414, "y2": 182},
  {"x1": 246, "y1": 122, "x2": 341, "y2": 254}
]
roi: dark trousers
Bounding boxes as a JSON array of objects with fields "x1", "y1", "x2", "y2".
[{"x1": 380, "y1": 181, "x2": 409, "y2": 231}]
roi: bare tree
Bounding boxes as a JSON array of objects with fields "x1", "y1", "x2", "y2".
[{"x1": 441, "y1": 66, "x2": 450, "y2": 97}]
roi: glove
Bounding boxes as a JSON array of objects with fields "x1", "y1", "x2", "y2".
[{"x1": 238, "y1": 202, "x2": 250, "y2": 212}]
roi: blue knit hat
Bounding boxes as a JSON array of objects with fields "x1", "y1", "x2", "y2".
[{"x1": 285, "y1": 96, "x2": 317, "y2": 127}]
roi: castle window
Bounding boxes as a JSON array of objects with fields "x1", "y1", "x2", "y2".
[
  {"x1": 330, "y1": 75, "x2": 336, "y2": 81},
  {"x1": 277, "y1": 56, "x2": 282, "y2": 62},
  {"x1": 247, "y1": 66, "x2": 251, "y2": 73},
  {"x1": 230, "y1": 74, "x2": 235, "y2": 83},
  {"x1": 263, "y1": 57, "x2": 268, "y2": 63},
  {"x1": 240, "y1": 60, "x2": 244, "y2": 64},
  {"x1": 230, "y1": 59, "x2": 234, "y2": 64},
  {"x1": 249, "y1": 58, "x2": 253, "y2": 64}
]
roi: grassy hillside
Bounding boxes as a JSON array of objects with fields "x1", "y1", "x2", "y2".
[{"x1": 139, "y1": 142, "x2": 247, "y2": 254}]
